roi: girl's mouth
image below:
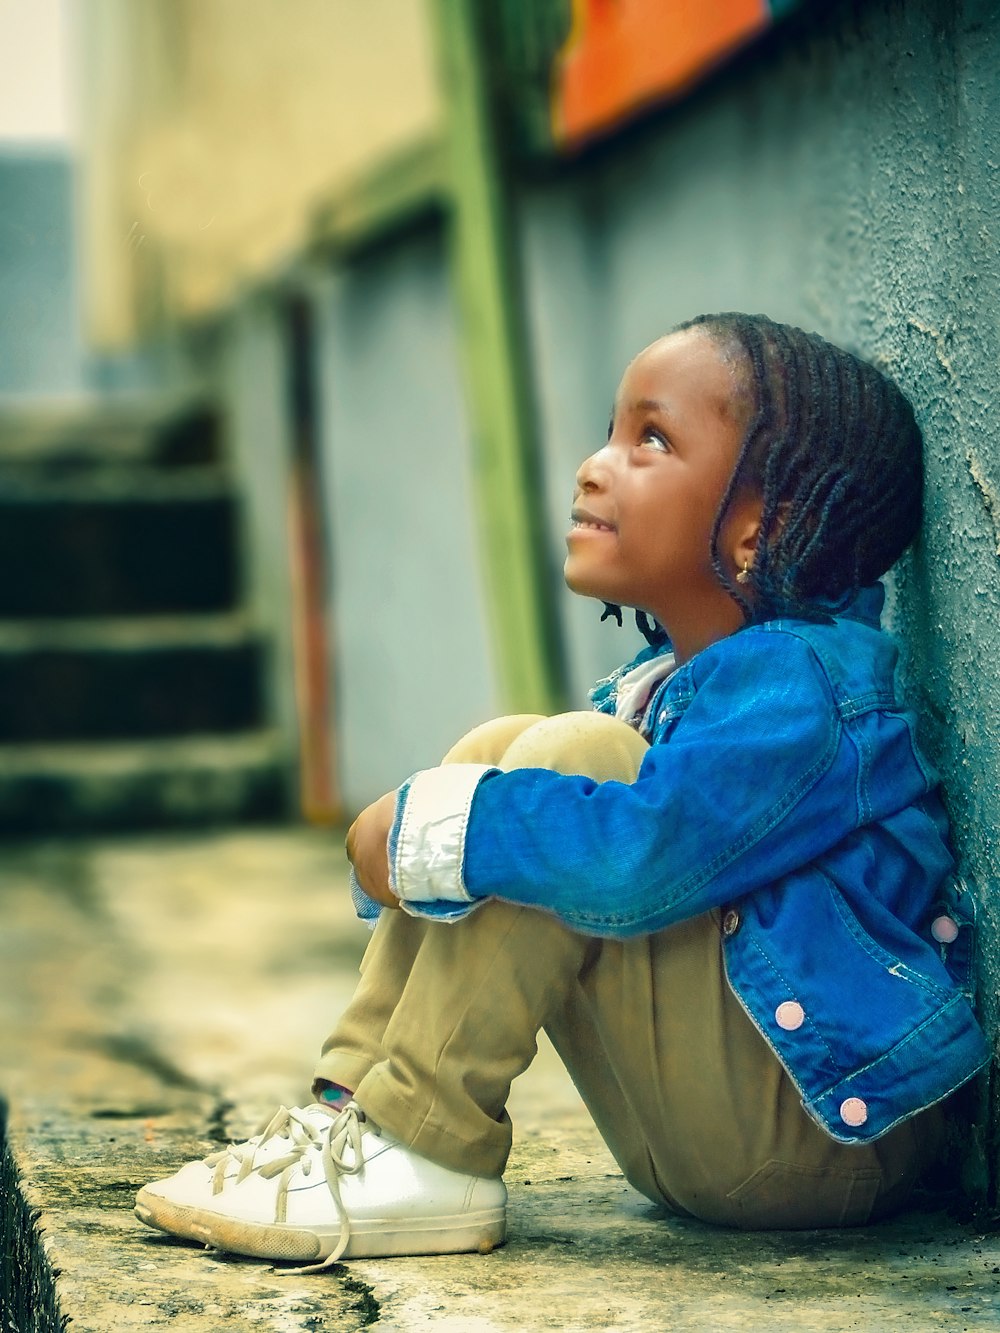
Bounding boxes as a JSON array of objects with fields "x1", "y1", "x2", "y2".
[{"x1": 570, "y1": 508, "x2": 616, "y2": 533}]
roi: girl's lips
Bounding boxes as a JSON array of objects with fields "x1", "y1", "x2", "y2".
[{"x1": 569, "y1": 508, "x2": 616, "y2": 533}]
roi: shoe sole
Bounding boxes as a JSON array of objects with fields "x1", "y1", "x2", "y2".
[
  {"x1": 135, "y1": 1187, "x2": 211, "y2": 1244},
  {"x1": 144, "y1": 1202, "x2": 507, "y2": 1263}
]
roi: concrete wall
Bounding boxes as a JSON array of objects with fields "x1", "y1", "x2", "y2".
[
  {"x1": 314, "y1": 227, "x2": 500, "y2": 811},
  {"x1": 0, "y1": 149, "x2": 86, "y2": 397},
  {"x1": 515, "y1": 0, "x2": 1000, "y2": 1191}
]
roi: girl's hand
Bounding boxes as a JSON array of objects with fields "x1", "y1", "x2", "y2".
[{"x1": 346, "y1": 791, "x2": 400, "y2": 908}]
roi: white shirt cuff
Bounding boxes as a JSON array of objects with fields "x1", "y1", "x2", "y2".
[{"x1": 391, "y1": 764, "x2": 493, "y2": 904}]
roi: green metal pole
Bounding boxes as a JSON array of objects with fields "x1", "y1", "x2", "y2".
[{"x1": 428, "y1": 0, "x2": 565, "y2": 715}]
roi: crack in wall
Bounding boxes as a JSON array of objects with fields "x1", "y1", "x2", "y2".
[
  {"x1": 966, "y1": 449, "x2": 1000, "y2": 556},
  {"x1": 906, "y1": 315, "x2": 959, "y2": 385}
]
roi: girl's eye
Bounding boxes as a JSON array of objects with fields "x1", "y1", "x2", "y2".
[{"x1": 640, "y1": 428, "x2": 669, "y2": 453}]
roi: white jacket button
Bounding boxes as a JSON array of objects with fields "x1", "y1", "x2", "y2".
[
  {"x1": 931, "y1": 915, "x2": 959, "y2": 944},
  {"x1": 840, "y1": 1097, "x2": 868, "y2": 1127},
  {"x1": 775, "y1": 1000, "x2": 805, "y2": 1030}
]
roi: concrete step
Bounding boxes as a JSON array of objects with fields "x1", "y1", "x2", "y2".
[
  {"x1": 0, "y1": 460, "x2": 232, "y2": 498},
  {"x1": 0, "y1": 401, "x2": 292, "y2": 835},
  {"x1": 0, "y1": 732, "x2": 290, "y2": 832},
  {"x1": 0, "y1": 614, "x2": 267, "y2": 742},
  {"x1": 2, "y1": 830, "x2": 999, "y2": 1332},
  {"x1": 0, "y1": 471, "x2": 240, "y2": 618},
  {"x1": 0, "y1": 396, "x2": 223, "y2": 468}
]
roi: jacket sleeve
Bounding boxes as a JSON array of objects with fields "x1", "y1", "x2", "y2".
[{"x1": 392, "y1": 632, "x2": 857, "y2": 936}]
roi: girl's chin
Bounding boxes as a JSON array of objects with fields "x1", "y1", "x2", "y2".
[
  {"x1": 564, "y1": 573, "x2": 628, "y2": 607},
  {"x1": 563, "y1": 572, "x2": 661, "y2": 624},
  {"x1": 563, "y1": 558, "x2": 643, "y2": 609},
  {"x1": 563, "y1": 567, "x2": 608, "y2": 599}
]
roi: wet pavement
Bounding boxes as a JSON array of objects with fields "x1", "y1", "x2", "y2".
[{"x1": 2, "y1": 827, "x2": 999, "y2": 1331}]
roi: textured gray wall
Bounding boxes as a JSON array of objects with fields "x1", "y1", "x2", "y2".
[
  {"x1": 0, "y1": 150, "x2": 86, "y2": 397},
  {"x1": 519, "y1": 0, "x2": 1000, "y2": 1192},
  {"x1": 315, "y1": 228, "x2": 500, "y2": 811}
]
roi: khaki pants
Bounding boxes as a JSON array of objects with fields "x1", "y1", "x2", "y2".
[{"x1": 315, "y1": 712, "x2": 941, "y2": 1229}]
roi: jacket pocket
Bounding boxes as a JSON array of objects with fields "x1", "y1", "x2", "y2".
[{"x1": 726, "y1": 1158, "x2": 881, "y2": 1229}]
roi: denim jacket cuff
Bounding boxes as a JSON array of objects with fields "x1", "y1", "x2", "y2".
[
  {"x1": 390, "y1": 764, "x2": 494, "y2": 904},
  {"x1": 348, "y1": 867, "x2": 383, "y2": 928}
]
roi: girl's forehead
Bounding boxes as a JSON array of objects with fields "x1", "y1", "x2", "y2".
[
  {"x1": 634, "y1": 327, "x2": 722, "y2": 369},
  {"x1": 616, "y1": 329, "x2": 739, "y2": 414}
]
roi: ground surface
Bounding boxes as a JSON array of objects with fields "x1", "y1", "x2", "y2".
[{"x1": 1, "y1": 828, "x2": 999, "y2": 1331}]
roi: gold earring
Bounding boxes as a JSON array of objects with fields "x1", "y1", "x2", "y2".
[{"x1": 736, "y1": 560, "x2": 751, "y2": 585}]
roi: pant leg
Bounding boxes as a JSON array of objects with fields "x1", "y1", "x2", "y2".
[
  {"x1": 440, "y1": 714, "x2": 548, "y2": 764},
  {"x1": 547, "y1": 904, "x2": 942, "y2": 1229},
  {"x1": 313, "y1": 715, "x2": 547, "y2": 1094},
  {"x1": 313, "y1": 711, "x2": 649, "y2": 1178}
]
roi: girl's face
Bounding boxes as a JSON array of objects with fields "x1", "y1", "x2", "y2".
[{"x1": 565, "y1": 328, "x2": 761, "y2": 663}]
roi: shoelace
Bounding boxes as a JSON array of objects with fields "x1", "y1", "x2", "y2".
[{"x1": 203, "y1": 1101, "x2": 378, "y2": 1273}]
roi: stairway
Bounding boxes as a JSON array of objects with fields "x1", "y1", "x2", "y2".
[{"x1": 0, "y1": 399, "x2": 290, "y2": 832}]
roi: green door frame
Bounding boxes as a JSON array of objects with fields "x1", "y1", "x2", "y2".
[{"x1": 428, "y1": 0, "x2": 566, "y2": 716}]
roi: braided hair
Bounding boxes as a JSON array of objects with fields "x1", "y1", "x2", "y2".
[{"x1": 612, "y1": 312, "x2": 923, "y2": 642}]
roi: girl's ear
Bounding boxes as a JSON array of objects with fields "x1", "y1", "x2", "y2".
[
  {"x1": 733, "y1": 518, "x2": 760, "y2": 572},
  {"x1": 723, "y1": 491, "x2": 764, "y2": 576}
]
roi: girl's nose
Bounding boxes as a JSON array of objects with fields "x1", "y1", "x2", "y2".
[{"x1": 575, "y1": 447, "x2": 609, "y2": 492}]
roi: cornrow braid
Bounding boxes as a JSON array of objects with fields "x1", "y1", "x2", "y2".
[{"x1": 676, "y1": 312, "x2": 924, "y2": 622}]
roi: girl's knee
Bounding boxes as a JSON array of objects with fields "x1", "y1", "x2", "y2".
[
  {"x1": 441, "y1": 715, "x2": 547, "y2": 765},
  {"x1": 500, "y1": 711, "x2": 649, "y2": 782}
]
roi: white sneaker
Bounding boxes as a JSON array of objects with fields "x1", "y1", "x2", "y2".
[{"x1": 135, "y1": 1102, "x2": 507, "y2": 1267}]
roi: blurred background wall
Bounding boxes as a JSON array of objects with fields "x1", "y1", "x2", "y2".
[
  {"x1": 2, "y1": 0, "x2": 999, "y2": 1200},
  {"x1": 0, "y1": 0, "x2": 85, "y2": 396},
  {"x1": 74, "y1": 0, "x2": 441, "y2": 351}
]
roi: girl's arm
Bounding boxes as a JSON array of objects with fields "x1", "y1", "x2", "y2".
[{"x1": 387, "y1": 631, "x2": 925, "y2": 937}]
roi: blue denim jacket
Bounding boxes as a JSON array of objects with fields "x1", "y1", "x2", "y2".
[{"x1": 379, "y1": 588, "x2": 989, "y2": 1144}]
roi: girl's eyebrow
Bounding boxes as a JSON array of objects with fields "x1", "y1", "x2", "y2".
[
  {"x1": 632, "y1": 396, "x2": 673, "y2": 417},
  {"x1": 613, "y1": 396, "x2": 675, "y2": 420},
  {"x1": 610, "y1": 391, "x2": 674, "y2": 413},
  {"x1": 621, "y1": 393, "x2": 731, "y2": 423}
]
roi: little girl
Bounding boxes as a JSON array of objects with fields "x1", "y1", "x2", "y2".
[{"x1": 136, "y1": 312, "x2": 989, "y2": 1268}]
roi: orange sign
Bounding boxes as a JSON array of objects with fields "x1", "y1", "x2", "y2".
[{"x1": 553, "y1": 0, "x2": 773, "y2": 149}]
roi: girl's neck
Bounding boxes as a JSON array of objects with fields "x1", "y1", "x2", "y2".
[{"x1": 655, "y1": 596, "x2": 747, "y2": 667}]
